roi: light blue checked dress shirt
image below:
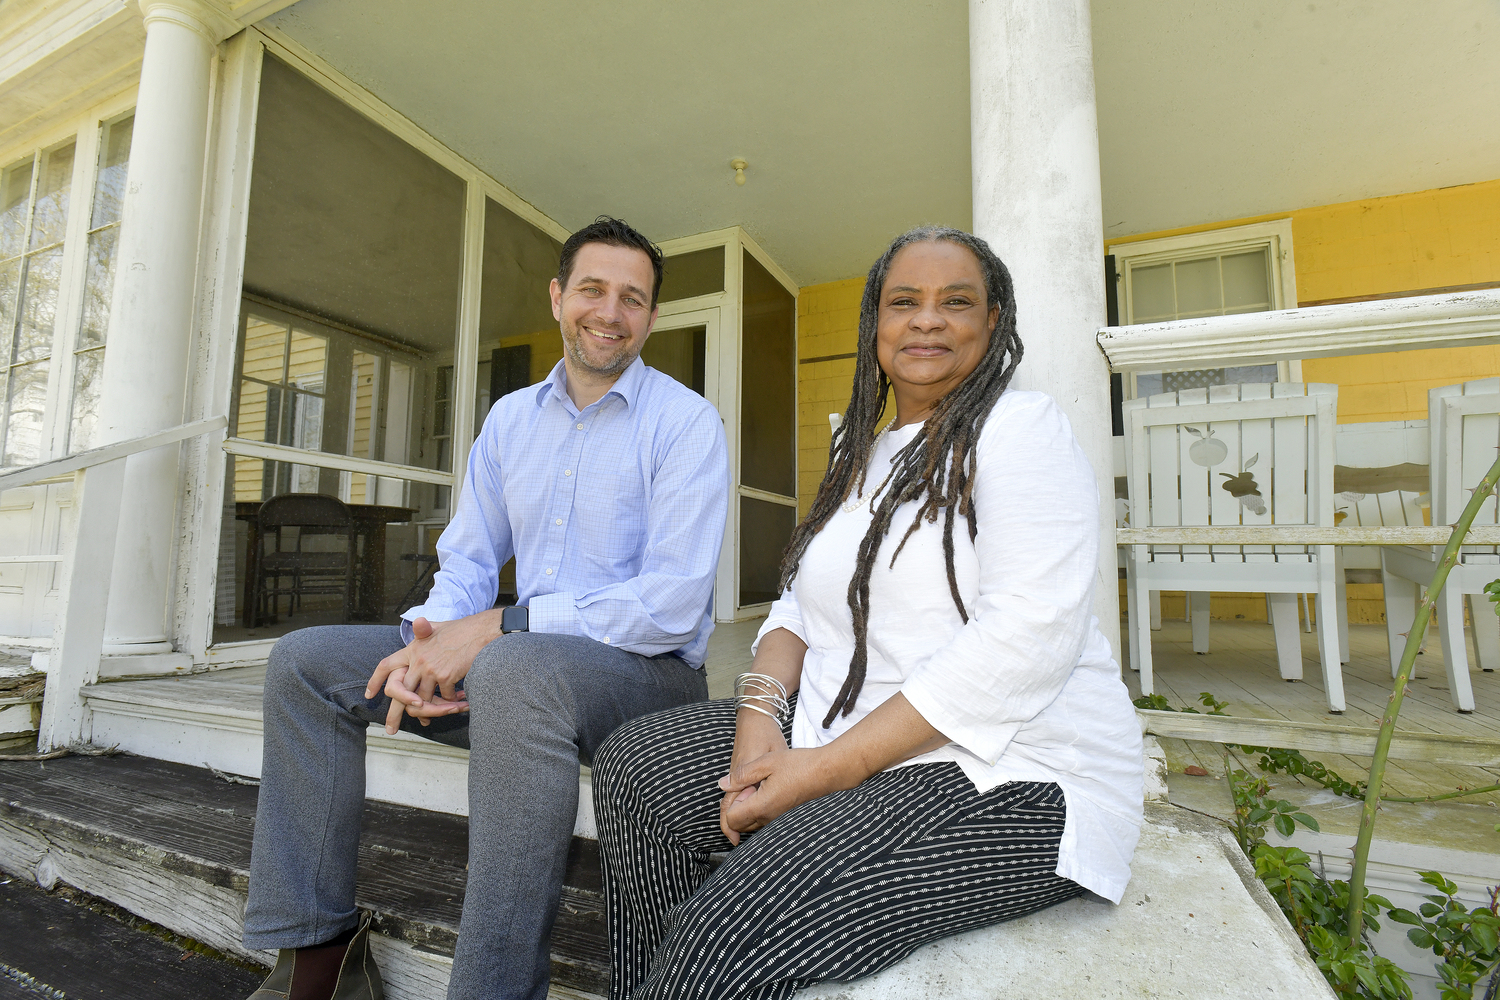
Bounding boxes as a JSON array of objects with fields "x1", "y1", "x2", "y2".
[{"x1": 402, "y1": 356, "x2": 729, "y2": 668}]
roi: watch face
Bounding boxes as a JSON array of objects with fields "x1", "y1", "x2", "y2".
[{"x1": 502, "y1": 606, "x2": 528, "y2": 633}]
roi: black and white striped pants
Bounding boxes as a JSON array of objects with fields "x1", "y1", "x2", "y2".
[{"x1": 592, "y1": 697, "x2": 1083, "y2": 1000}]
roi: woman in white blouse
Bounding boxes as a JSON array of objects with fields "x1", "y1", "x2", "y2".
[{"x1": 592, "y1": 227, "x2": 1143, "y2": 1000}]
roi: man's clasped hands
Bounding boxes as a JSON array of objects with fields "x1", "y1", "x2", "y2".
[{"x1": 360, "y1": 615, "x2": 877, "y2": 847}]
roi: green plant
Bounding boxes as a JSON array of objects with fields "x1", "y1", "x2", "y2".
[
  {"x1": 1350, "y1": 453, "x2": 1500, "y2": 939},
  {"x1": 1243, "y1": 745, "x2": 1368, "y2": 800},
  {"x1": 1132, "y1": 690, "x2": 1228, "y2": 715},
  {"x1": 1388, "y1": 874, "x2": 1500, "y2": 1000},
  {"x1": 1486, "y1": 579, "x2": 1500, "y2": 616},
  {"x1": 1229, "y1": 767, "x2": 1321, "y2": 850},
  {"x1": 1227, "y1": 767, "x2": 1410, "y2": 998}
]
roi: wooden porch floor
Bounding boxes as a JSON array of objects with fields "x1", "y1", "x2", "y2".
[{"x1": 1125, "y1": 617, "x2": 1500, "y2": 802}]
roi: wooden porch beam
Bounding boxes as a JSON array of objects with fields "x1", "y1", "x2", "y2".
[
  {"x1": 1138, "y1": 709, "x2": 1500, "y2": 767},
  {"x1": 1098, "y1": 287, "x2": 1500, "y2": 372}
]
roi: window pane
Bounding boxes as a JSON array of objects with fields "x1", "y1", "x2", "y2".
[
  {"x1": 236, "y1": 378, "x2": 272, "y2": 443},
  {"x1": 476, "y1": 197, "x2": 562, "y2": 424},
  {"x1": 640, "y1": 324, "x2": 705, "y2": 395},
  {"x1": 288, "y1": 328, "x2": 328, "y2": 390},
  {"x1": 659, "y1": 247, "x2": 725, "y2": 302},
  {"x1": 1173, "y1": 257, "x2": 1221, "y2": 318},
  {"x1": 1130, "y1": 262, "x2": 1174, "y2": 323},
  {"x1": 1222, "y1": 249, "x2": 1273, "y2": 314},
  {"x1": 349, "y1": 351, "x2": 377, "y2": 457},
  {"x1": 68, "y1": 347, "x2": 105, "y2": 452},
  {"x1": 77, "y1": 227, "x2": 118, "y2": 349},
  {"x1": 3, "y1": 361, "x2": 48, "y2": 467},
  {"x1": 242, "y1": 315, "x2": 288, "y2": 383},
  {"x1": 28, "y1": 142, "x2": 75, "y2": 251},
  {"x1": 290, "y1": 390, "x2": 324, "y2": 455},
  {"x1": 739, "y1": 250, "x2": 796, "y2": 497},
  {"x1": 17, "y1": 246, "x2": 63, "y2": 363},
  {"x1": 0, "y1": 158, "x2": 33, "y2": 261},
  {"x1": 213, "y1": 454, "x2": 445, "y2": 644},
  {"x1": 242, "y1": 55, "x2": 465, "y2": 490},
  {"x1": 91, "y1": 115, "x2": 134, "y2": 230},
  {"x1": 739, "y1": 496, "x2": 796, "y2": 607},
  {"x1": 0, "y1": 261, "x2": 18, "y2": 361}
]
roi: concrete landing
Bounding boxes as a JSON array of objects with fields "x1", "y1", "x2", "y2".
[{"x1": 796, "y1": 803, "x2": 1335, "y2": 1000}]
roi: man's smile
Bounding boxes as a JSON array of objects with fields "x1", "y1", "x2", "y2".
[{"x1": 584, "y1": 325, "x2": 624, "y2": 343}]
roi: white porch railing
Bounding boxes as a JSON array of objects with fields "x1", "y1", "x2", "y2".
[
  {"x1": 1098, "y1": 286, "x2": 1500, "y2": 372},
  {"x1": 0, "y1": 416, "x2": 229, "y2": 751},
  {"x1": 1102, "y1": 286, "x2": 1500, "y2": 747}
]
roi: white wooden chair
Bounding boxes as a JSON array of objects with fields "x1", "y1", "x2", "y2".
[
  {"x1": 1124, "y1": 383, "x2": 1347, "y2": 712},
  {"x1": 1380, "y1": 378, "x2": 1500, "y2": 713}
]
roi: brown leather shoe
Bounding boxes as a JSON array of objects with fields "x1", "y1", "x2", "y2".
[{"x1": 249, "y1": 910, "x2": 384, "y2": 1000}]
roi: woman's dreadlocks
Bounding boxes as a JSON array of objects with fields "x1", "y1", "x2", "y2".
[{"x1": 779, "y1": 227, "x2": 1023, "y2": 727}]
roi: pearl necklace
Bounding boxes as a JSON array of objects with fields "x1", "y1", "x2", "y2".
[{"x1": 842, "y1": 420, "x2": 898, "y2": 513}]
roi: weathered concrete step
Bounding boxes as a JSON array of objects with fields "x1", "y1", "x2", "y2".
[
  {"x1": 0, "y1": 876, "x2": 263, "y2": 999},
  {"x1": 797, "y1": 805, "x2": 1337, "y2": 1000},
  {"x1": 0, "y1": 754, "x2": 606, "y2": 1000}
]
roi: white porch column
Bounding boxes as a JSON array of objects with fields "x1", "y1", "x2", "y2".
[
  {"x1": 969, "y1": 0, "x2": 1121, "y2": 662},
  {"x1": 94, "y1": 1, "x2": 234, "y2": 652}
]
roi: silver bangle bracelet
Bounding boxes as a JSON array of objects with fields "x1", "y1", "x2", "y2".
[{"x1": 735, "y1": 672, "x2": 791, "y2": 725}]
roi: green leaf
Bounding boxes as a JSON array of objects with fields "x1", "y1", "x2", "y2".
[
  {"x1": 1274, "y1": 813, "x2": 1295, "y2": 837},
  {"x1": 1409, "y1": 928, "x2": 1438, "y2": 950},
  {"x1": 1388, "y1": 908, "x2": 1422, "y2": 926},
  {"x1": 1291, "y1": 812, "x2": 1321, "y2": 832}
]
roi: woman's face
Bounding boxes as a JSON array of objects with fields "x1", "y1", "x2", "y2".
[{"x1": 875, "y1": 241, "x2": 999, "y2": 403}]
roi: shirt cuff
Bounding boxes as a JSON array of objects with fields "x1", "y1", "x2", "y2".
[
  {"x1": 901, "y1": 675, "x2": 1020, "y2": 767},
  {"x1": 399, "y1": 605, "x2": 461, "y2": 645},
  {"x1": 527, "y1": 591, "x2": 584, "y2": 636}
]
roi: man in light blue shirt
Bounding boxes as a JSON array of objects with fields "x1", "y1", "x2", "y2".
[{"x1": 243, "y1": 218, "x2": 729, "y2": 1000}]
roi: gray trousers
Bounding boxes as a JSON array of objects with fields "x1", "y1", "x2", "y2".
[{"x1": 243, "y1": 624, "x2": 708, "y2": 1000}]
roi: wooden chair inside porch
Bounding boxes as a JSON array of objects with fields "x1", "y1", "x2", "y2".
[
  {"x1": 1380, "y1": 377, "x2": 1500, "y2": 713},
  {"x1": 1123, "y1": 383, "x2": 1348, "y2": 712},
  {"x1": 253, "y1": 493, "x2": 355, "y2": 627}
]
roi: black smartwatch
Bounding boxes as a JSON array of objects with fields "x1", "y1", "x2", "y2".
[{"x1": 501, "y1": 605, "x2": 529, "y2": 634}]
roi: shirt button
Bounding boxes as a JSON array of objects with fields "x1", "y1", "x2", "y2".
[
  {"x1": 576, "y1": 423, "x2": 584, "y2": 430},
  {"x1": 545, "y1": 568, "x2": 553, "y2": 575},
  {"x1": 564, "y1": 470, "x2": 572, "y2": 476},
  {"x1": 603, "y1": 637, "x2": 611, "y2": 644},
  {"x1": 555, "y1": 518, "x2": 563, "y2": 525}
]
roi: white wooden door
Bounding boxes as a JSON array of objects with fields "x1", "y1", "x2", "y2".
[{"x1": 0, "y1": 481, "x2": 73, "y2": 638}]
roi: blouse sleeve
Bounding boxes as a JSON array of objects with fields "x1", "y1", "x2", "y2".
[
  {"x1": 900, "y1": 392, "x2": 1102, "y2": 765},
  {"x1": 751, "y1": 587, "x2": 808, "y2": 655}
]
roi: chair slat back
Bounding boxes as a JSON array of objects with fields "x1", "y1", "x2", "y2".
[
  {"x1": 1124, "y1": 383, "x2": 1338, "y2": 562},
  {"x1": 1433, "y1": 378, "x2": 1500, "y2": 555},
  {"x1": 258, "y1": 493, "x2": 352, "y2": 531}
]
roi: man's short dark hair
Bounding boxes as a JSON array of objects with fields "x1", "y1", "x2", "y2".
[{"x1": 557, "y1": 216, "x2": 665, "y2": 308}]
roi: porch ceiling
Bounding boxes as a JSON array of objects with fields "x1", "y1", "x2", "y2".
[{"x1": 263, "y1": 0, "x2": 1500, "y2": 287}]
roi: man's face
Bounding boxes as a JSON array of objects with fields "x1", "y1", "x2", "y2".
[{"x1": 550, "y1": 242, "x2": 658, "y2": 380}]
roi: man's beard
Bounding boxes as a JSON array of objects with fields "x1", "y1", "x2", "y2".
[{"x1": 562, "y1": 323, "x2": 640, "y2": 378}]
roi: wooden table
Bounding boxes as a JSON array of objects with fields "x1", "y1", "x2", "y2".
[{"x1": 236, "y1": 501, "x2": 417, "y2": 627}]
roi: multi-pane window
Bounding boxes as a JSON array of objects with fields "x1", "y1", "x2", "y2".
[
  {"x1": 1113, "y1": 222, "x2": 1294, "y2": 399},
  {"x1": 234, "y1": 313, "x2": 329, "y2": 498},
  {"x1": 0, "y1": 112, "x2": 135, "y2": 468},
  {"x1": 0, "y1": 141, "x2": 75, "y2": 468},
  {"x1": 69, "y1": 114, "x2": 133, "y2": 452}
]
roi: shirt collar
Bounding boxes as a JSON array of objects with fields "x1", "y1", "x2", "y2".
[{"x1": 534, "y1": 355, "x2": 646, "y2": 412}]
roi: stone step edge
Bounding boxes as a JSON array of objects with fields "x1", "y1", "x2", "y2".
[
  {"x1": 81, "y1": 682, "x2": 598, "y2": 837},
  {"x1": 0, "y1": 777, "x2": 609, "y2": 999}
]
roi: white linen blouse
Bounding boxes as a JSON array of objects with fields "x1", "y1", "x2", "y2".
[{"x1": 753, "y1": 390, "x2": 1144, "y2": 903}]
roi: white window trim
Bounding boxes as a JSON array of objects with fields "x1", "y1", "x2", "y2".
[{"x1": 1108, "y1": 219, "x2": 1301, "y2": 392}]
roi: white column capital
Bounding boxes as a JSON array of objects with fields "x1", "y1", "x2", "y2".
[{"x1": 135, "y1": 0, "x2": 240, "y2": 44}]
